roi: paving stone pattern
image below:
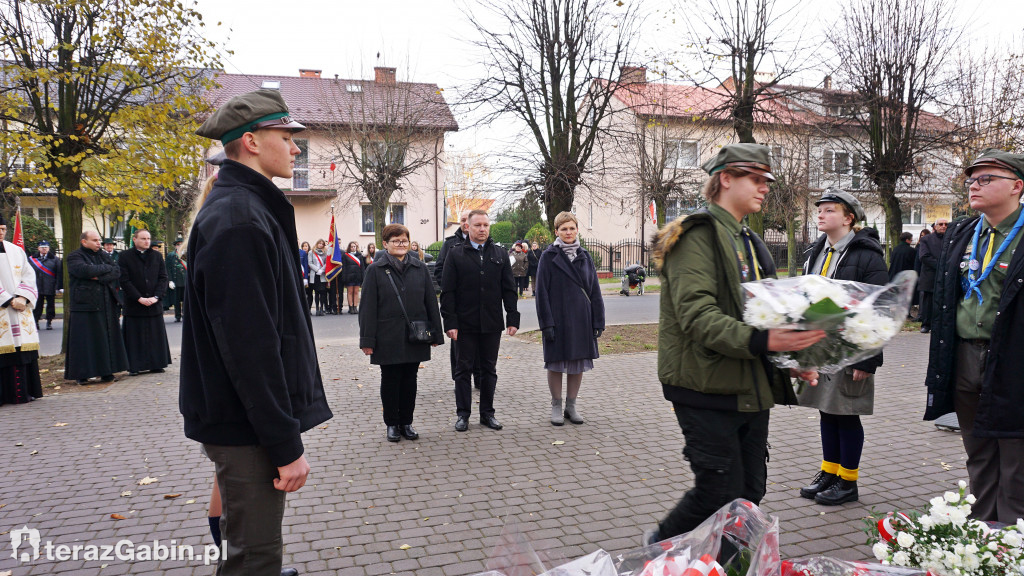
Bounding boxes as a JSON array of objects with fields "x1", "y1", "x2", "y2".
[{"x1": 0, "y1": 331, "x2": 965, "y2": 575}]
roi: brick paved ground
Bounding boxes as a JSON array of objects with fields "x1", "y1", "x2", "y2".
[{"x1": 0, "y1": 330, "x2": 965, "y2": 575}]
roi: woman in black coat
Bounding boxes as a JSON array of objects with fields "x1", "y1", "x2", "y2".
[
  {"x1": 341, "y1": 240, "x2": 365, "y2": 314},
  {"x1": 359, "y1": 224, "x2": 444, "y2": 442},
  {"x1": 527, "y1": 241, "x2": 541, "y2": 294},
  {"x1": 534, "y1": 212, "x2": 605, "y2": 426},
  {"x1": 797, "y1": 190, "x2": 888, "y2": 507}
]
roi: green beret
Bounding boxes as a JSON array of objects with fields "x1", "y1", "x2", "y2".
[
  {"x1": 966, "y1": 148, "x2": 1024, "y2": 181},
  {"x1": 701, "y1": 143, "x2": 776, "y2": 182},
  {"x1": 816, "y1": 188, "x2": 866, "y2": 222},
  {"x1": 102, "y1": 238, "x2": 116, "y2": 245},
  {"x1": 197, "y1": 89, "x2": 305, "y2": 144}
]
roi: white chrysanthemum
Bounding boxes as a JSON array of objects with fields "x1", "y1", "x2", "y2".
[
  {"x1": 949, "y1": 508, "x2": 968, "y2": 526},
  {"x1": 873, "y1": 542, "x2": 890, "y2": 561},
  {"x1": 1003, "y1": 531, "x2": 1022, "y2": 548},
  {"x1": 777, "y1": 292, "x2": 811, "y2": 320},
  {"x1": 896, "y1": 532, "x2": 915, "y2": 548},
  {"x1": 919, "y1": 515, "x2": 935, "y2": 530},
  {"x1": 801, "y1": 276, "x2": 852, "y2": 308},
  {"x1": 966, "y1": 494, "x2": 976, "y2": 505},
  {"x1": 964, "y1": 543, "x2": 979, "y2": 555},
  {"x1": 930, "y1": 548, "x2": 944, "y2": 560},
  {"x1": 945, "y1": 491, "x2": 961, "y2": 503},
  {"x1": 963, "y1": 553, "x2": 981, "y2": 571},
  {"x1": 892, "y1": 551, "x2": 910, "y2": 566},
  {"x1": 959, "y1": 480, "x2": 968, "y2": 489},
  {"x1": 743, "y1": 298, "x2": 785, "y2": 329},
  {"x1": 930, "y1": 496, "x2": 946, "y2": 508},
  {"x1": 945, "y1": 550, "x2": 961, "y2": 566}
]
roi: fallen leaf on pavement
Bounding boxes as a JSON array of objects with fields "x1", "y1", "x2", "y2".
[
  {"x1": 551, "y1": 441, "x2": 565, "y2": 445},
  {"x1": 138, "y1": 477, "x2": 158, "y2": 486},
  {"x1": 53, "y1": 422, "x2": 68, "y2": 427},
  {"x1": 29, "y1": 450, "x2": 37, "y2": 455},
  {"x1": 121, "y1": 491, "x2": 132, "y2": 497},
  {"x1": 110, "y1": 514, "x2": 127, "y2": 520},
  {"x1": 185, "y1": 500, "x2": 196, "y2": 504},
  {"x1": 163, "y1": 494, "x2": 182, "y2": 499},
  {"x1": 399, "y1": 544, "x2": 412, "y2": 550}
]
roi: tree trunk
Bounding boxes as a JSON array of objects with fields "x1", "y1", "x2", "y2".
[
  {"x1": 56, "y1": 171, "x2": 84, "y2": 355},
  {"x1": 786, "y1": 218, "x2": 798, "y2": 277},
  {"x1": 372, "y1": 199, "x2": 388, "y2": 248},
  {"x1": 878, "y1": 181, "x2": 903, "y2": 255},
  {"x1": 544, "y1": 178, "x2": 574, "y2": 234}
]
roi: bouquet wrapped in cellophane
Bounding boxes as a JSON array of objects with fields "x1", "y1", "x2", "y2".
[{"x1": 741, "y1": 271, "x2": 916, "y2": 374}]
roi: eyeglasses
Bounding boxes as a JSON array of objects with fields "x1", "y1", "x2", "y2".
[
  {"x1": 388, "y1": 239, "x2": 410, "y2": 246},
  {"x1": 963, "y1": 174, "x2": 1021, "y2": 188}
]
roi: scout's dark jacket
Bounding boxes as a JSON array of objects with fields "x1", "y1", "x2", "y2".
[
  {"x1": 178, "y1": 160, "x2": 333, "y2": 467},
  {"x1": 801, "y1": 227, "x2": 888, "y2": 374},
  {"x1": 439, "y1": 237, "x2": 520, "y2": 333},
  {"x1": 924, "y1": 216, "x2": 1024, "y2": 438},
  {"x1": 652, "y1": 210, "x2": 795, "y2": 412}
]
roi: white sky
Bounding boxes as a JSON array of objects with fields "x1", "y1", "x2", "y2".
[{"x1": 191, "y1": 0, "x2": 1023, "y2": 174}]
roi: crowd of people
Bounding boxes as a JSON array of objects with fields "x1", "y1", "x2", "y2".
[
  {"x1": 6, "y1": 87, "x2": 1018, "y2": 575},
  {"x1": 0, "y1": 226, "x2": 186, "y2": 406}
]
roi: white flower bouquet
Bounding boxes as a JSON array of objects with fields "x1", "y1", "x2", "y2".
[
  {"x1": 741, "y1": 271, "x2": 916, "y2": 374},
  {"x1": 867, "y1": 481, "x2": 1024, "y2": 576}
]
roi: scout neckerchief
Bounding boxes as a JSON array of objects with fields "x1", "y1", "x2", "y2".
[
  {"x1": 740, "y1": 228, "x2": 762, "y2": 281},
  {"x1": 964, "y1": 208, "x2": 1024, "y2": 303}
]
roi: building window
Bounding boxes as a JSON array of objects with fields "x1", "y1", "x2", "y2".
[
  {"x1": 389, "y1": 204, "x2": 405, "y2": 225},
  {"x1": 293, "y1": 139, "x2": 309, "y2": 190},
  {"x1": 912, "y1": 204, "x2": 923, "y2": 225},
  {"x1": 769, "y1": 145, "x2": 784, "y2": 167},
  {"x1": 823, "y1": 150, "x2": 851, "y2": 174},
  {"x1": 666, "y1": 140, "x2": 699, "y2": 169},
  {"x1": 361, "y1": 205, "x2": 375, "y2": 234},
  {"x1": 36, "y1": 208, "x2": 54, "y2": 230}
]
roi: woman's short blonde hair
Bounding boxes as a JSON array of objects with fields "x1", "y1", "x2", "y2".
[{"x1": 553, "y1": 211, "x2": 578, "y2": 230}]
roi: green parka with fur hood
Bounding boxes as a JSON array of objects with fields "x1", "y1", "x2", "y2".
[{"x1": 652, "y1": 207, "x2": 797, "y2": 412}]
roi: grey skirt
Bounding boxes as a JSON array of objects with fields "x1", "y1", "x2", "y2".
[
  {"x1": 796, "y1": 368, "x2": 874, "y2": 415},
  {"x1": 544, "y1": 359, "x2": 594, "y2": 374}
]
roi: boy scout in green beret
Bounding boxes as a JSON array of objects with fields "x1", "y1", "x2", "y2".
[
  {"x1": 924, "y1": 148, "x2": 1024, "y2": 523},
  {"x1": 642, "y1": 143, "x2": 825, "y2": 544},
  {"x1": 180, "y1": 89, "x2": 332, "y2": 576}
]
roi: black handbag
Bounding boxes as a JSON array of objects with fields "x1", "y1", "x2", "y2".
[{"x1": 384, "y1": 268, "x2": 434, "y2": 344}]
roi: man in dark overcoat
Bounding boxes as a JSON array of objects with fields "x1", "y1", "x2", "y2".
[
  {"x1": 29, "y1": 240, "x2": 62, "y2": 330},
  {"x1": 181, "y1": 89, "x2": 333, "y2": 576},
  {"x1": 887, "y1": 232, "x2": 917, "y2": 282},
  {"x1": 119, "y1": 229, "x2": 171, "y2": 375},
  {"x1": 440, "y1": 209, "x2": 520, "y2": 432},
  {"x1": 917, "y1": 218, "x2": 948, "y2": 332},
  {"x1": 924, "y1": 149, "x2": 1024, "y2": 524},
  {"x1": 164, "y1": 238, "x2": 186, "y2": 322},
  {"x1": 65, "y1": 230, "x2": 128, "y2": 384},
  {"x1": 435, "y1": 209, "x2": 483, "y2": 388}
]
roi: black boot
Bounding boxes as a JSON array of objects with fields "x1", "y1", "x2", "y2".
[
  {"x1": 386, "y1": 426, "x2": 401, "y2": 442},
  {"x1": 799, "y1": 471, "x2": 838, "y2": 499},
  {"x1": 814, "y1": 478, "x2": 858, "y2": 505}
]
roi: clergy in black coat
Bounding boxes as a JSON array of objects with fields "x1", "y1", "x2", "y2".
[
  {"x1": 118, "y1": 229, "x2": 171, "y2": 374},
  {"x1": 888, "y1": 232, "x2": 917, "y2": 281},
  {"x1": 65, "y1": 231, "x2": 128, "y2": 382}
]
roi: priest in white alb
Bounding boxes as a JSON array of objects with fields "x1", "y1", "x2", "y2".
[{"x1": 0, "y1": 213, "x2": 42, "y2": 406}]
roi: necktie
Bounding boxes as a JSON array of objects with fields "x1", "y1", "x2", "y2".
[
  {"x1": 981, "y1": 229, "x2": 996, "y2": 270},
  {"x1": 741, "y1": 228, "x2": 761, "y2": 281},
  {"x1": 820, "y1": 248, "x2": 834, "y2": 277}
]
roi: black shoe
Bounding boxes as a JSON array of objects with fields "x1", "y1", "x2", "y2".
[
  {"x1": 386, "y1": 426, "x2": 401, "y2": 442},
  {"x1": 480, "y1": 415, "x2": 503, "y2": 430},
  {"x1": 814, "y1": 478, "x2": 858, "y2": 505},
  {"x1": 799, "y1": 471, "x2": 838, "y2": 499},
  {"x1": 100, "y1": 374, "x2": 115, "y2": 382},
  {"x1": 46, "y1": 321, "x2": 52, "y2": 330},
  {"x1": 76, "y1": 379, "x2": 90, "y2": 385},
  {"x1": 920, "y1": 326, "x2": 930, "y2": 333},
  {"x1": 620, "y1": 289, "x2": 628, "y2": 296},
  {"x1": 351, "y1": 306, "x2": 358, "y2": 314},
  {"x1": 400, "y1": 425, "x2": 419, "y2": 440},
  {"x1": 151, "y1": 368, "x2": 165, "y2": 373},
  {"x1": 454, "y1": 416, "x2": 469, "y2": 432},
  {"x1": 175, "y1": 317, "x2": 182, "y2": 323},
  {"x1": 281, "y1": 568, "x2": 299, "y2": 576}
]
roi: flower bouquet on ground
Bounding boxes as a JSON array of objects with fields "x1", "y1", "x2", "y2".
[
  {"x1": 866, "y1": 481, "x2": 1024, "y2": 576},
  {"x1": 741, "y1": 271, "x2": 916, "y2": 374}
]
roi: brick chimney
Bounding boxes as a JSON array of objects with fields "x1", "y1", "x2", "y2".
[
  {"x1": 619, "y1": 65, "x2": 647, "y2": 85},
  {"x1": 823, "y1": 75, "x2": 832, "y2": 90},
  {"x1": 299, "y1": 69, "x2": 322, "y2": 78},
  {"x1": 374, "y1": 67, "x2": 397, "y2": 85}
]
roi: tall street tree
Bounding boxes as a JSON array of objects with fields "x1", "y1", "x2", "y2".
[
  {"x1": 465, "y1": 0, "x2": 641, "y2": 229},
  {"x1": 317, "y1": 68, "x2": 457, "y2": 247},
  {"x1": 0, "y1": 0, "x2": 220, "y2": 350},
  {"x1": 828, "y1": 0, "x2": 961, "y2": 251}
]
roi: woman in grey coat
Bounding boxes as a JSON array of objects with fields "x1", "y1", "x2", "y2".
[{"x1": 308, "y1": 239, "x2": 328, "y2": 316}]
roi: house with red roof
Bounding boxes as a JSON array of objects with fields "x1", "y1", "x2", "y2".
[
  {"x1": 198, "y1": 67, "x2": 459, "y2": 249},
  {"x1": 575, "y1": 66, "x2": 959, "y2": 245}
]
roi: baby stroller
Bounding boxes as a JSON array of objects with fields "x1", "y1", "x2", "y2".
[{"x1": 619, "y1": 264, "x2": 646, "y2": 296}]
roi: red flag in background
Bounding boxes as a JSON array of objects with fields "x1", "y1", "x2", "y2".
[
  {"x1": 12, "y1": 206, "x2": 24, "y2": 250},
  {"x1": 325, "y1": 214, "x2": 343, "y2": 281},
  {"x1": 648, "y1": 200, "x2": 658, "y2": 227}
]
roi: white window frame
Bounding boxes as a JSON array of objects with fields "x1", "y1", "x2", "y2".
[
  {"x1": 292, "y1": 138, "x2": 309, "y2": 190},
  {"x1": 666, "y1": 139, "x2": 700, "y2": 169}
]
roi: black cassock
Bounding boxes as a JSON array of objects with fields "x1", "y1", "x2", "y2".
[
  {"x1": 119, "y1": 248, "x2": 171, "y2": 373},
  {"x1": 65, "y1": 248, "x2": 128, "y2": 381}
]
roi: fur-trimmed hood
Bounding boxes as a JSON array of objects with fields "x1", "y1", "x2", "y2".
[{"x1": 651, "y1": 212, "x2": 712, "y2": 269}]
